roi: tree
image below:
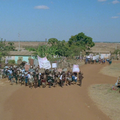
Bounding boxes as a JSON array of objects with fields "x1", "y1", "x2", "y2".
[
  {"x1": 48, "y1": 38, "x2": 58, "y2": 46},
  {"x1": 68, "y1": 32, "x2": 95, "y2": 50},
  {"x1": 48, "y1": 38, "x2": 59, "y2": 56},
  {"x1": 33, "y1": 45, "x2": 49, "y2": 58},
  {"x1": 7, "y1": 42, "x2": 15, "y2": 51},
  {"x1": 0, "y1": 38, "x2": 9, "y2": 60}
]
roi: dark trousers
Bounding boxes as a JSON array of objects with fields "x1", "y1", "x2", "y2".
[
  {"x1": 60, "y1": 80, "x2": 63, "y2": 87},
  {"x1": 38, "y1": 80, "x2": 41, "y2": 87}
]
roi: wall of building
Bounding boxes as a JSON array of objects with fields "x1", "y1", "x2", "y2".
[{"x1": 15, "y1": 56, "x2": 34, "y2": 63}]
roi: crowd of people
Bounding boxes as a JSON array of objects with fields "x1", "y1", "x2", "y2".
[
  {"x1": 2, "y1": 65, "x2": 84, "y2": 88},
  {"x1": 85, "y1": 58, "x2": 112, "y2": 64}
]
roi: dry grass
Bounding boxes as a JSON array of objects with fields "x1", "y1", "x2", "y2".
[
  {"x1": 7, "y1": 41, "x2": 46, "y2": 48},
  {"x1": 100, "y1": 63, "x2": 120, "y2": 78},
  {"x1": 89, "y1": 84, "x2": 120, "y2": 120},
  {"x1": 8, "y1": 42, "x2": 120, "y2": 52},
  {"x1": 91, "y1": 43, "x2": 120, "y2": 52}
]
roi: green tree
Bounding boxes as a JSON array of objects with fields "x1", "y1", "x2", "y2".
[
  {"x1": 34, "y1": 45, "x2": 49, "y2": 58},
  {"x1": 68, "y1": 32, "x2": 95, "y2": 50},
  {"x1": 48, "y1": 38, "x2": 58, "y2": 46},
  {"x1": 48, "y1": 38, "x2": 59, "y2": 56},
  {"x1": 7, "y1": 42, "x2": 15, "y2": 51},
  {"x1": 0, "y1": 38, "x2": 9, "y2": 61}
]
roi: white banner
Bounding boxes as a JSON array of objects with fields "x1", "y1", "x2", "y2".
[
  {"x1": 37, "y1": 56, "x2": 51, "y2": 69},
  {"x1": 93, "y1": 56, "x2": 96, "y2": 60},
  {"x1": 43, "y1": 61, "x2": 51, "y2": 69},
  {"x1": 5, "y1": 57, "x2": 8, "y2": 64},
  {"x1": 86, "y1": 56, "x2": 90, "y2": 58},
  {"x1": 100, "y1": 55, "x2": 104, "y2": 59},
  {"x1": 52, "y1": 63, "x2": 57, "y2": 68},
  {"x1": 25, "y1": 63, "x2": 30, "y2": 72},
  {"x1": 72, "y1": 65, "x2": 80, "y2": 73},
  {"x1": 96, "y1": 55, "x2": 99, "y2": 59}
]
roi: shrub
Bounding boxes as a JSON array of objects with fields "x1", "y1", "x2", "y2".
[
  {"x1": 8, "y1": 60, "x2": 15, "y2": 64},
  {"x1": 18, "y1": 57, "x2": 23, "y2": 61}
]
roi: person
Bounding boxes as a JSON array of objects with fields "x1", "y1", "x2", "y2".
[
  {"x1": 75, "y1": 75, "x2": 77, "y2": 84},
  {"x1": 10, "y1": 73, "x2": 14, "y2": 85},
  {"x1": 67, "y1": 74, "x2": 72, "y2": 85},
  {"x1": 34, "y1": 75, "x2": 38, "y2": 88},
  {"x1": 72, "y1": 74, "x2": 75, "y2": 82},
  {"x1": 41, "y1": 74, "x2": 46, "y2": 88},
  {"x1": 59, "y1": 73, "x2": 63, "y2": 87},
  {"x1": 29, "y1": 72, "x2": 34, "y2": 88},
  {"x1": 14, "y1": 70, "x2": 19, "y2": 84},
  {"x1": 62, "y1": 73, "x2": 66, "y2": 86},
  {"x1": 47, "y1": 73, "x2": 53, "y2": 88},
  {"x1": 25, "y1": 73, "x2": 28, "y2": 86},
  {"x1": 21, "y1": 73, "x2": 25, "y2": 85},
  {"x1": 79, "y1": 71, "x2": 84, "y2": 86},
  {"x1": 38, "y1": 73, "x2": 41, "y2": 87},
  {"x1": 109, "y1": 59, "x2": 112, "y2": 65},
  {"x1": 115, "y1": 76, "x2": 120, "y2": 87}
]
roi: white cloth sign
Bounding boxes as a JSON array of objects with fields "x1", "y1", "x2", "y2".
[
  {"x1": 93, "y1": 56, "x2": 96, "y2": 60},
  {"x1": 100, "y1": 55, "x2": 104, "y2": 59},
  {"x1": 96, "y1": 55, "x2": 99, "y2": 59},
  {"x1": 86, "y1": 56, "x2": 90, "y2": 58},
  {"x1": 72, "y1": 65, "x2": 80, "y2": 73},
  {"x1": 37, "y1": 56, "x2": 51, "y2": 69},
  {"x1": 25, "y1": 63, "x2": 30, "y2": 72},
  {"x1": 52, "y1": 63, "x2": 57, "y2": 68}
]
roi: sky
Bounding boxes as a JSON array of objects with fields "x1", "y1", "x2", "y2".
[{"x1": 0, "y1": 0, "x2": 120, "y2": 42}]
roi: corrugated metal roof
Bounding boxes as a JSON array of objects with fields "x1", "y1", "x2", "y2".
[
  {"x1": 9, "y1": 51, "x2": 34, "y2": 56},
  {"x1": 86, "y1": 50, "x2": 110, "y2": 54}
]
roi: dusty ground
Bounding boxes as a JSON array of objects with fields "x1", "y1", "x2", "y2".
[
  {"x1": 0, "y1": 62, "x2": 117, "y2": 120},
  {"x1": 89, "y1": 84, "x2": 120, "y2": 120}
]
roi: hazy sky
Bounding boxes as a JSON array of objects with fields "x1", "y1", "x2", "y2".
[{"x1": 0, "y1": 0, "x2": 120, "y2": 42}]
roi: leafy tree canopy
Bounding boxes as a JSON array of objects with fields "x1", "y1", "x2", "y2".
[
  {"x1": 48, "y1": 38, "x2": 58, "y2": 46},
  {"x1": 68, "y1": 32, "x2": 95, "y2": 50}
]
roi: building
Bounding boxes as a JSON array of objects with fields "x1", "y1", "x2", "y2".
[{"x1": 6, "y1": 50, "x2": 35, "y2": 64}]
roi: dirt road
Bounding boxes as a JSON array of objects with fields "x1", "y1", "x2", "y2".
[{"x1": 0, "y1": 63, "x2": 116, "y2": 120}]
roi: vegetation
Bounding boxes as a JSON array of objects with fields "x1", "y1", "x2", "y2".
[
  {"x1": 8, "y1": 60, "x2": 15, "y2": 64},
  {"x1": 113, "y1": 49, "x2": 120, "y2": 55},
  {"x1": 18, "y1": 57, "x2": 23, "y2": 61},
  {"x1": 0, "y1": 38, "x2": 16, "y2": 62},
  {"x1": 26, "y1": 32, "x2": 95, "y2": 59}
]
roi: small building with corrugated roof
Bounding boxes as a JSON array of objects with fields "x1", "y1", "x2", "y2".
[{"x1": 6, "y1": 50, "x2": 35, "y2": 63}]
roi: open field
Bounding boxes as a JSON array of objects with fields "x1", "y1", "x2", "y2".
[
  {"x1": 91, "y1": 43, "x2": 120, "y2": 52},
  {"x1": 89, "y1": 61, "x2": 120, "y2": 120},
  {"x1": 100, "y1": 62, "x2": 120, "y2": 78},
  {"x1": 89, "y1": 84, "x2": 120, "y2": 120},
  {"x1": 0, "y1": 61, "x2": 119, "y2": 120},
  {"x1": 7, "y1": 42, "x2": 120, "y2": 52}
]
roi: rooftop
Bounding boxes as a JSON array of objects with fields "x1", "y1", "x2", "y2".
[{"x1": 9, "y1": 50, "x2": 34, "y2": 56}]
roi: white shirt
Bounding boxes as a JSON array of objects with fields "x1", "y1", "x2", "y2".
[
  {"x1": 27, "y1": 74, "x2": 31, "y2": 79},
  {"x1": 75, "y1": 77, "x2": 77, "y2": 80},
  {"x1": 60, "y1": 75, "x2": 62, "y2": 80}
]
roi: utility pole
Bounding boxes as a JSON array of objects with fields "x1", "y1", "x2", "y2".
[
  {"x1": 18, "y1": 33, "x2": 20, "y2": 51},
  {"x1": 45, "y1": 38, "x2": 47, "y2": 45}
]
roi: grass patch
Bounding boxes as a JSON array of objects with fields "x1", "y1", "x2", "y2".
[
  {"x1": 89, "y1": 84, "x2": 120, "y2": 120},
  {"x1": 100, "y1": 63, "x2": 120, "y2": 78}
]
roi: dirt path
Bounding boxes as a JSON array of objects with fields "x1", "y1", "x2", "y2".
[{"x1": 1, "y1": 63, "x2": 117, "y2": 120}]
